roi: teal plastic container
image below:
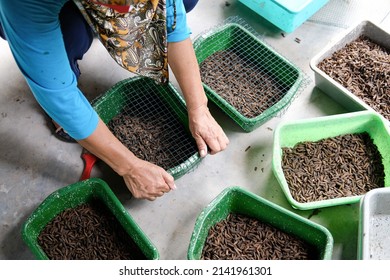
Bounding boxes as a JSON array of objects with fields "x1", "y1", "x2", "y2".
[
  {"x1": 188, "y1": 186, "x2": 334, "y2": 260},
  {"x1": 194, "y1": 23, "x2": 303, "y2": 132},
  {"x1": 22, "y1": 178, "x2": 160, "y2": 260},
  {"x1": 272, "y1": 111, "x2": 390, "y2": 210},
  {"x1": 239, "y1": 0, "x2": 329, "y2": 32}
]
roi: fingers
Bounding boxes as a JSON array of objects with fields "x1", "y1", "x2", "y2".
[
  {"x1": 123, "y1": 161, "x2": 176, "y2": 201},
  {"x1": 194, "y1": 129, "x2": 229, "y2": 156},
  {"x1": 139, "y1": 189, "x2": 170, "y2": 201},
  {"x1": 146, "y1": 188, "x2": 169, "y2": 201},
  {"x1": 194, "y1": 136, "x2": 208, "y2": 157},
  {"x1": 147, "y1": 173, "x2": 175, "y2": 200},
  {"x1": 189, "y1": 108, "x2": 229, "y2": 156},
  {"x1": 162, "y1": 171, "x2": 176, "y2": 190},
  {"x1": 207, "y1": 133, "x2": 229, "y2": 155}
]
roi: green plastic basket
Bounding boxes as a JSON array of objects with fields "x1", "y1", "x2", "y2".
[
  {"x1": 194, "y1": 22, "x2": 303, "y2": 132},
  {"x1": 272, "y1": 111, "x2": 390, "y2": 210},
  {"x1": 187, "y1": 186, "x2": 334, "y2": 260},
  {"x1": 22, "y1": 178, "x2": 159, "y2": 260},
  {"x1": 92, "y1": 76, "x2": 201, "y2": 179}
]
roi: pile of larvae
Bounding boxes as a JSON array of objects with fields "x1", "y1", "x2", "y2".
[
  {"x1": 199, "y1": 48, "x2": 289, "y2": 118},
  {"x1": 281, "y1": 132, "x2": 385, "y2": 203},
  {"x1": 317, "y1": 35, "x2": 390, "y2": 122},
  {"x1": 201, "y1": 213, "x2": 317, "y2": 260},
  {"x1": 107, "y1": 92, "x2": 197, "y2": 171},
  {"x1": 38, "y1": 199, "x2": 146, "y2": 260}
]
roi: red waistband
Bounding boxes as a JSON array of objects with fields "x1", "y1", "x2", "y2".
[{"x1": 91, "y1": 1, "x2": 130, "y2": 13}]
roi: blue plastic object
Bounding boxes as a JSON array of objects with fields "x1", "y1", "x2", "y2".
[{"x1": 239, "y1": 0, "x2": 329, "y2": 32}]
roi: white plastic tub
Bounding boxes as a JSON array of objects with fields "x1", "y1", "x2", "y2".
[
  {"x1": 358, "y1": 188, "x2": 390, "y2": 260},
  {"x1": 310, "y1": 20, "x2": 390, "y2": 124}
]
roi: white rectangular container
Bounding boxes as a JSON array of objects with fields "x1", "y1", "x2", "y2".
[
  {"x1": 310, "y1": 20, "x2": 390, "y2": 122},
  {"x1": 358, "y1": 188, "x2": 390, "y2": 260}
]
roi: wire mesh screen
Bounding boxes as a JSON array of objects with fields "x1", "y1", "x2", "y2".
[
  {"x1": 193, "y1": 16, "x2": 308, "y2": 132},
  {"x1": 92, "y1": 77, "x2": 201, "y2": 179}
]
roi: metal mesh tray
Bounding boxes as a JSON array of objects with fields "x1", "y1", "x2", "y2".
[
  {"x1": 92, "y1": 76, "x2": 201, "y2": 179},
  {"x1": 194, "y1": 18, "x2": 304, "y2": 132}
]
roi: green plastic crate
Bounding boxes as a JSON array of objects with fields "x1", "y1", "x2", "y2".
[
  {"x1": 194, "y1": 23, "x2": 303, "y2": 132},
  {"x1": 272, "y1": 111, "x2": 390, "y2": 210},
  {"x1": 92, "y1": 76, "x2": 201, "y2": 179},
  {"x1": 187, "y1": 186, "x2": 334, "y2": 260},
  {"x1": 22, "y1": 178, "x2": 159, "y2": 260}
]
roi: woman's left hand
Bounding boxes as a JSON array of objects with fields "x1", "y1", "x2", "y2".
[{"x1": 188, "y1": 104, "x2": 229, "y2": 157}]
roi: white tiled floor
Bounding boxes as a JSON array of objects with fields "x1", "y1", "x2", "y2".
[{"x1": 0, "y1": 0, "x2": 389, "y2": 260}]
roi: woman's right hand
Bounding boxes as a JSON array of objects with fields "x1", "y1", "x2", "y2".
[
  {"x1": 79, "y1": 118, "x2": 175, "y2": 201},
  {"x1": 122, "y1": 157, "x2": 176, "y2": 201}
]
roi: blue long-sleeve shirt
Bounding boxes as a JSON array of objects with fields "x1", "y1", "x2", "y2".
[{"x1": 0, "y1": 0, "x2": 190, "y2": 140}]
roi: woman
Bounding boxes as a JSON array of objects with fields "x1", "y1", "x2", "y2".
[{"x1": 0, "y1": 0, "x2": 229, "y2": 201}]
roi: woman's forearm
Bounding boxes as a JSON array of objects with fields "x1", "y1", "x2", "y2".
[
  {"x1": 78, "y1": 118, "x2": 137, "y2": 176},
  {"x1": 168, "y1": 38, "x2": 208, "y2": 112},
  {"x1": 168, "y1": 38, "x2": 229, "y2": 156}
]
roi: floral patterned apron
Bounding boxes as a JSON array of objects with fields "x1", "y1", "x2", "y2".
[{"x1": 73, "y1": 0, "x2": 169, "y2": 84}]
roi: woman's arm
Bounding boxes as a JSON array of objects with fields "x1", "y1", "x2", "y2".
[
  {"x1": 168, "y1": 38, "x2": 229, "y2": 157},
  {"x1": 0, "y1": 1, "x2": 175, "y2": 200}
]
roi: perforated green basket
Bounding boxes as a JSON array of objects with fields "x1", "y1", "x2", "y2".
[
  {"x1": 194, "y1": 21, "x2": 304, "y2": 132},
  {"x1": 22, "y1": 178, "x2": 159, "y2": 260}
]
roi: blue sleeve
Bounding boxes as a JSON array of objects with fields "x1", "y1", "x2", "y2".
[
  {"x1": 166, "y1": 0, "x2": 191, "y2": 42},
  {"x1": 0, "y1": 0, "x2": 98, "y2": 140}
]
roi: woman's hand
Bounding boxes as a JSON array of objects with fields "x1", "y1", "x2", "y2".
[
  {"x1": 188, "y1": 104, "x2": 229, "y2": 157},
  {"x1": 79, "y1": 119, "x2": 175, "y2": 201},
  {"x1": 122, "y1": 157, "x2": 176, "y2": 201}
]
